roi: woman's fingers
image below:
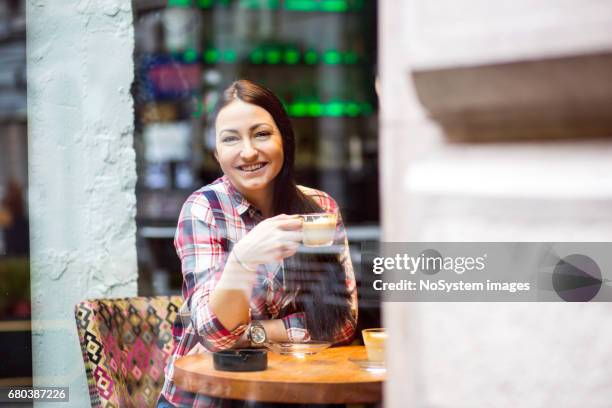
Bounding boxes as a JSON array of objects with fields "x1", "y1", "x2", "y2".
[
  {"x1": 279, "y1": 242, "x2": 300, "y2": 258},
  {"x1": 269, "y1": 213, "x2": 297, "y2": 220},
  {"x1": 276, "y1": 218, "x2": 303, "y2": 231},
  {"x1": 282, "y1": 241, "x2": 300, "y2": 251},
  {"x1": 239, "y1": 215, "x2": 304, "y2": 263},
  {"x1": 280, "y1": 230, "x2": 303, "y2": 243}
]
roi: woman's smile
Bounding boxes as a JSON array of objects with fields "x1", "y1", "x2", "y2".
[{"x1": 236, "y1": 162, "x2": 268, "y2": 173}]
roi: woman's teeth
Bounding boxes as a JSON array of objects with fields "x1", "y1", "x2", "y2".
[{"x1": 240, "y1": 163, "x2": 265, "y2": 172}]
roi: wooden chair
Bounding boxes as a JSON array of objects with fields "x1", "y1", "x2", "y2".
[{"x1": 74, "y1": 296, "x2": 182, "y2": 407}]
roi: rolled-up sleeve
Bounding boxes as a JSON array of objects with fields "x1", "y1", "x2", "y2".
[
  {"x1": 281, "y1": 312, "x2": 310, "y2": 342},
  {"x1": 174, "y1": 197, "x2": 247, "y2": 352}
]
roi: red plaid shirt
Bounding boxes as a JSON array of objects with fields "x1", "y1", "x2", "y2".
[{"x1": 161, "y1": 176, "x2": 357, "y2": 407}]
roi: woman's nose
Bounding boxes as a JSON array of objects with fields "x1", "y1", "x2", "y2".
[{"x1": 240, "y1": 140, "x2": 258, "y2": 160}]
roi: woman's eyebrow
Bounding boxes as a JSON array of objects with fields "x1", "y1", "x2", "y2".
[
  {"x1": 218, "y1": 123, "x2": 272, "y2": 135},
  {"x1": 250, "y1": 123, "x2": 272, "y2": 131},
  {"x1": 219, "y1": 128, "x2": 239, "y2": 135}
]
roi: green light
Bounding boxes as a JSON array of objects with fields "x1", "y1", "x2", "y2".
[
  {"x1": 323, "y1": 50, "x2": 342, "y2": 65},
  {"x1": 304, "y1": 50, "x2": 318, "y2": 65},
  {"x1": 343, "y1": 51, "x2": 358, "y2": 65},
  {"x1": 265, "y1": 49, "x2": 282, "y2": 64},
  {"x1": 289, "y1": 102, "x2": 308, "y2": 117},
  {"x1": 325, "y1": 101, "x2": 344, "y2": 117},
  {"x1": 196, "y1": 0, "x2": 213, "y2": 7},
  {"x1": 250, "y1": 49, "x2": 264, "y2": 64},
  {"x1": 285, "y1": 0, "x2": 319, "y2": 11},
  {"x1": 203, "y1": 48, "x2": 219, "y2": 64},
  {"x1": 321, "y1": 0, "x2": 348, "y2": 12},
  {"x1": 284, "y1": 49, "x2": 300, "y2": 65},
  {"x1": 168, "y1": 0, "x2": 191, "y2": 7},
  {"x1": 183, "y1": 48, "x2": 198, "y2": 63},
  {"x1": 240, "y1": 0, "x2": 258, "y2": 9},
  {"x1": 239, "y1": 0, "x2": 280, "y2": 8},
  {"x1": 280, "y1": 98, "x2": 289, "y2": 112},
  {"x1": 223, "y1": 49, "x2": 237, "y2": 63},
  {"x1": 345, "y1": 102, "x2": 360, "y2": 117},
  {"x1": 217, "y1": 0, "x2": 231, "y2": 6},
  {"x1": 361, "y1": 102, "x2": 374, "y2": 115},
  {"x1": 307, "y1": 102, "x2": 323, "y2": 116}
]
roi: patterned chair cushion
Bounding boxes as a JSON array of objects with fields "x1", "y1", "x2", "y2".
[{"x1": 75, "y1": 296, "x2": 182, "y2": 408}]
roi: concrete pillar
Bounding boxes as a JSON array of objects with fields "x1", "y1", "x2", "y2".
[
  {"x1": 27, "y1": 1, "x2": 137, "y2": 406},
  {"x1": 380, "y1": 0, "x2": 612, "y2": 406}
]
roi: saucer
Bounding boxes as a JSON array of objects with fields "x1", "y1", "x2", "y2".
[
  {"x1": 348, "y1": 357, "x2": 386, "y2": 373},
  {"x1": 265, "y1": 341, "x2": 331, "y2": 356}
]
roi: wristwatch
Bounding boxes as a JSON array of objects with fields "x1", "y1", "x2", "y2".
[{"x1": 248, "y1": 321, "x2": 267, "y2": 347}]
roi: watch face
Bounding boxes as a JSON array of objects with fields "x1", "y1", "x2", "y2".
[{"x1": 251, "y1": 325, "x2": 266, "y2": 344}]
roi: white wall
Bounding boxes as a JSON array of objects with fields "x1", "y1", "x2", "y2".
[
  {"x1": 27, "y1": 1, "x2": 137, "y2": 406},
  {"x1": 379, "y1": 1, "x2": 612, "y2": 406},
  {"x1": 403, "y1": 0, "x2": 612, "y2": 69}
]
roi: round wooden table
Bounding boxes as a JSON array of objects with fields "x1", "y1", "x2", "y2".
[{"x1": 173, "y1": 345, "x2": 385, "y2": 404}]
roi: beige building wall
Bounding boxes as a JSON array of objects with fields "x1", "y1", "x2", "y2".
[{"x1": 379, "y1": 1, "x2": 612, "y2": 407}]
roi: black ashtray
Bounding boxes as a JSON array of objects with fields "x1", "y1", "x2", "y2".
[{"x1": 213, "y1": 349, "x2": 268, "y2": 372}]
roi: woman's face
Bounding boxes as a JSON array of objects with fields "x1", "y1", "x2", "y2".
[{"x1": 215, "y1": 99, "x2": 284, "y2": 199}]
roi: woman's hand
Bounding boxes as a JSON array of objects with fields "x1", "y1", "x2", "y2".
[
  {"x1": 210, "y1": 214, "x2": 302, "y2": 331},
  {"x1": 233, "y1": 214, "x2": 303, "y2": 268}
]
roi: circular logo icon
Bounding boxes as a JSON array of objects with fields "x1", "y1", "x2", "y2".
[{"x1": 552, "y1": 254, "x2": 602, "y2": 302}]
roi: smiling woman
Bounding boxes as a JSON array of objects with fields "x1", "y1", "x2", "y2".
[{"x1": 159, "y1": 80, "x2": 357, "y2": 408}]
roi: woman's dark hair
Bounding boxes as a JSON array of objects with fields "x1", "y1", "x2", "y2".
[{"x1": 217, "y1": 80, "x2": 353, "y2": 341}]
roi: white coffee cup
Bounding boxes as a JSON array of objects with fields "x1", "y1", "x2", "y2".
[{"x1": 300, "y1": 213, "x2": 337, "y2": 247}]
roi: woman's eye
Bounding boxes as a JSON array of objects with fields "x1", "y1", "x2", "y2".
[
  {"x1": 255, "y1": 131, "x2": 271, "y2": 139},
  {"x1": 221, "y1": 135, "x2": 239, "y2": 143}
]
